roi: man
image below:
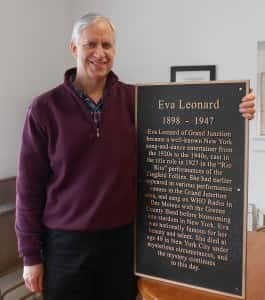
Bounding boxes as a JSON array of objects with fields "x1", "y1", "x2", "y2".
[{"x1": 16, "y1": 13, "x2": 255, "y2": 300}]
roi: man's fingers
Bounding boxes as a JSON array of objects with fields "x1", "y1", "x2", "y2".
[
  {"x1": 23, "y1": 264, "x2": 44, "y2": 293},
  {"x1": 238, "y1": 89, "x2": 255, "y2": 120},
  {"x1": 240, "y1": 106, "x2": 256, "y2": 113},
  {"x1": 23, "y1": 273, "x2": 43, "y2": 293},
  {"x1": 239, "y1": 92, "x2": 256, "y2": 120},
  {"x1": 240, "y1": 99, "x2": 255, "y2": 107},
  {"x1": 24, "y1": 276, "x2": 37, "y2": 292},
  {"x1": 242, "y1": 113, "x2": 254, "y2": 120},
  {"x1": 38, "y1": 271, "x2": 43, "y2": 292},
  {"x1": 240, "y1": 93, "x2": 255, "y2": 103},
  {"x1": 24, "y1": 277, "x2": 32, "y2": 291},
  {"x1": 31, "y1": 276, "x2": 40, "y2": 292}
]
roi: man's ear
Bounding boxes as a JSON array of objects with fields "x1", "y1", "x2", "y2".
[{"x1": 70, "y1": 41, "x2": 77, "y2": 58}]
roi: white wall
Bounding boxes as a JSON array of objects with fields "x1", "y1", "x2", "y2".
[
  {"x1": 0, "y1": 0, "x2": 74, "y2": 178},
  {"x1": 1, "y1": 0, "x2": 265, "y2": 210},
  {"x1": 74, "y1": 0, "x2": 265, "y2": 209}
]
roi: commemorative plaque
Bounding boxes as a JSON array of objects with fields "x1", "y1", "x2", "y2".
[{"x1": 135, "y1": 81, "x2": 249, "y2": 298}]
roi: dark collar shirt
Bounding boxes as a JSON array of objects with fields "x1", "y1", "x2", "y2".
[{"x1": 70, "y1": 75, "x2": 103, "y2": 129}]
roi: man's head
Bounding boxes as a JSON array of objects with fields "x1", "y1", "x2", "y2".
[
  {"x1": 71, "y1": 13, "x2": 116, "y2": 44},
  {"x1": 70, "y1": 13, "x2": 116, "y2": 82}
]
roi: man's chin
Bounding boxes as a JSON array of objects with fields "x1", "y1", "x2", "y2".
[{"x1": 88, "y1": 70, "x2": 110, "y2": 80}]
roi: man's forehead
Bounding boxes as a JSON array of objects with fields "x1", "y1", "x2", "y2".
[{"x1": 81, "y1": 21, "x2": 114, "y2": 37}]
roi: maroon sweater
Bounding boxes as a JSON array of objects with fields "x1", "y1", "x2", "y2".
[{"x1": 15, "y1": 69, "x2": 136, "y2": 265}]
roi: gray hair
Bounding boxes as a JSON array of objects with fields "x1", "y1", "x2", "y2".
[{"x1": 71, "y1": 13, "x2": 116, "y2": 44}]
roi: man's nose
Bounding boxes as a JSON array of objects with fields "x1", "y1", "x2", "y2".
[{"x1": 94, "y1": 45, "x2": 105, "y2": 58}]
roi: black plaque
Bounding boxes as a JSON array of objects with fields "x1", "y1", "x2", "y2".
[{"x1": 135, "y1": 81, "x2": 249, "y2": 298}]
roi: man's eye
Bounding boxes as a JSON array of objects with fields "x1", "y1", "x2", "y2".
[
  {"x1": 84, "y1": 42, "x2": 96, "y2": 48},
  {"x1": 102, "y1": 43, "x2": 112, "y2": 49}
]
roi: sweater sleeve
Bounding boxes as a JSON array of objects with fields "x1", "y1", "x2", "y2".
[{"x1": 15, "y1": 105, "x2": 50, "y2": 266}]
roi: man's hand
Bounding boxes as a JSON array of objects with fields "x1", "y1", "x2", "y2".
[
  {"x1": 23, "y1": 264, "x2": 43, "y2": 293},
  {"x1": 239, "y1": 91, "x2": 256, "y2": 120}
]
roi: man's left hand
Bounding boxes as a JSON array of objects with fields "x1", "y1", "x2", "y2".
[{"x1": 239, "y1": 91, "x2": 256, "y2": 120}]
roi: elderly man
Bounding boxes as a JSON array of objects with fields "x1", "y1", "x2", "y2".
[{"x1": 16, "y1": 13, "x2": 255, "y2": 300}]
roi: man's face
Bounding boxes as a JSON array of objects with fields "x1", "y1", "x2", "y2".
[{"x1": 70, "y1": 21, "x2": 115, "y2": 81}]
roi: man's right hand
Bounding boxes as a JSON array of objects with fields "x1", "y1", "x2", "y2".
[{"x1": 23, "y1": 264, "x2": 43, "y2": 293}]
